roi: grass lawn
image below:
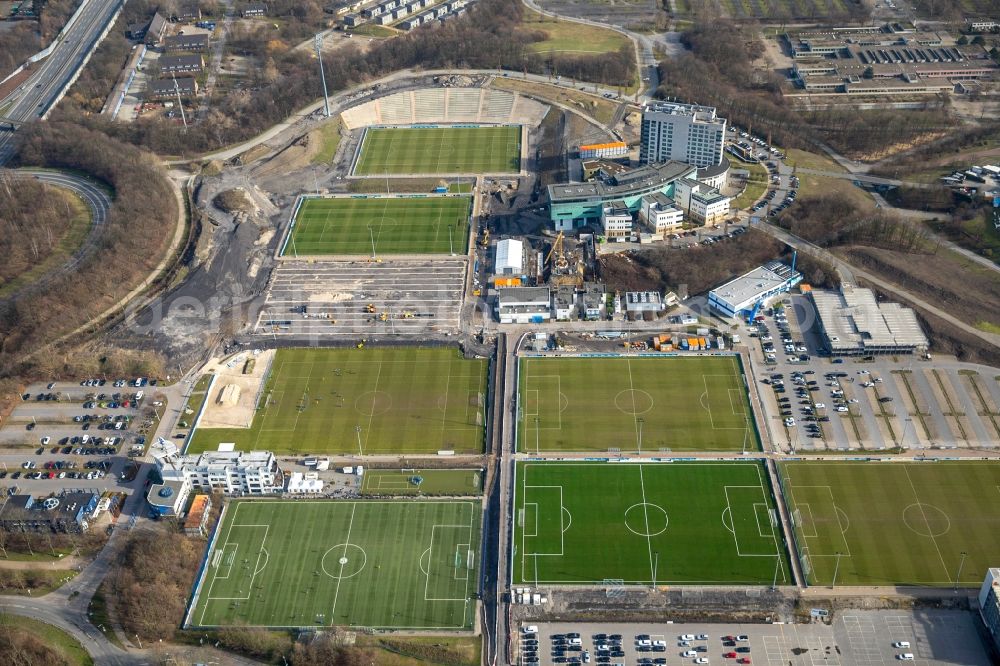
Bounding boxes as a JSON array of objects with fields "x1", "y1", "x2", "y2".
[
  {"x1": 284, "y1": 196, "x2": 471, "y2": 255},
  {"x1": 522, "y1": 7, "x2": 628, "y2": 54},
  {"x1": 785, "y1": 148, "x2": 846, "y2": 173},
  {"x1": 360, "y1": 469, "x2": 483, "y2": 496},
  {"x1": 0, "y1": 188, "x2": 92, "y2": 298},
  {"x1": 731, "y1": 158, "x2": 768, "y2": 210},
  {"x1": 311, "y1": 119, "x2": 342, "y2": 164},
  {"x1": 0, "y1": 568, "x2": 78, "y2": 596},
  {"x1": 0, "y1": 613, "x2": 93, "y2": 665},
  {"x1": 794, "y1": 172, "x2": 875, "y2": 211},
  {"x1": 780, "y1": 461, "x2": 1000, "y2": 586},
  {"x1": 513, "y1": 461, "x2": 791, "y2": 586},
  {"x1": 356, "y1": 635, "x2": 481, "y2": 666},
  {"x1": 354, "y1": 126, "x2": 521, "y2": 176},
  {"x1": 190, "y1": 499, "x2": 480, "y2": 629},
  {"x1": 517, "y1": 355, "x2": 758, "y2": 453},
  {"x1": 188, "y1": 348, "x2": 488, "y2": 456}
]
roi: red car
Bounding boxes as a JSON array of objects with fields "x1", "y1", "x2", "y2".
[
  {"x1": 723, "y1": 636, "x2": 736, "y2": 641},
  {"x1": 738, "y1": 659, "x2": 751, "y2": 664},
  {"x1": 724, "y1": 653, "x2": 737, "y2": 659},
  {"x1": 47, "y1": 472, "x2": 55, "y2": 479}
]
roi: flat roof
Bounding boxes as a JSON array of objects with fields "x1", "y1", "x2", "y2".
[
  {"x1": 497, "y1": 286, "x2": 550, "y2": 305},
  {"x1": 812, "y1": 286, "x2": 927, "y2": 350},
  {"x1": 549, "y1": 161, "x2": 695, "y2": 203},
  {"x1": 710, "y1": 261, "x2": 801, "y2": 308}
]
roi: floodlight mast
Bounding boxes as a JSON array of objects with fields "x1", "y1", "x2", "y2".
[{"x1": 315, "y1": 34, "x2": 330, "y2": 118}]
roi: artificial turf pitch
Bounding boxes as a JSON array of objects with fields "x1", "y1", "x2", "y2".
[
  {"x1": 517, "y1": 355, "x2": 758, "y2": 452},
  {"x1": 284, "y1": 196, "x2": 471, "y2": 256},
  {"x1": 189, "y1": 500, "x2": 480, "y2": 629},
  {"x1": 354, "y1": 126, "x2": 521, "y2": 175},
  {"x1": 513, "y1": 461, "x2": 792, "y2": 586},
  {"x1": 780, "y1": 461, "x2": 1000, "y2": 587},
  {"x1": 187, "y1": 348, "x2": 488, "y2": 455},
  {"x1": 360, "y1": 468, "x2": 483, "y2": 496}
]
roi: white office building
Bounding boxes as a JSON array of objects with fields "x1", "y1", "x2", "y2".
[
  {"x1": 639, "y1": 192, "x2": 685, "y2": 235},
  {"x1": 158, "y1": 450, "x2": 282, "y2": 495},
  {"x1": 602, "y1": 200, "x2": 633, "y2": 239},
  {"x1": 708, "y1": 261, "x2": 803, "y2": 318},
  {"x1": 673, "y1": 178, "x2": 731, "y2": 226},
  {"x1": 640, "y1": 102, "x2": 727, "y2": 168}
]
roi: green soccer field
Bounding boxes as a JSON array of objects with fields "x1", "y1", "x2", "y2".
[
  {"x1": 189, "y1": 500, "x2": 480, "y2": 629},
  {"x1": 780, "y1": 461, "x2": 1000, "y2": 587},
  {"x1": 283, "y1": 196, "x2": 471, "y2": 255},
  {"x1": 360, "y1": 469, "x2": 483, "y2": 496},
  {"x1": 187, "y1": 348, "x2": 488, "y2": 456},
  {"x1": 513, "y1": 461, "x2": 792, "y2": 586},
  {"x1": 517, "y1": 355, "x2": 759, "y2": 453},
  {"x1": 353, "y1": 126, "x2": 521, "y2": 175}
]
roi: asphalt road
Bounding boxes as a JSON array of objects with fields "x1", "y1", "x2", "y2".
[
  {"x1": 0, "y1": 0, "x2": 124, "y2": 164},
  {"x1": 1, "y1": 169, "x2": 112, "y2": 301}
]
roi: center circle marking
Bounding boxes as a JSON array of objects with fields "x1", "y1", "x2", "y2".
[
  {"x1": 624, "y1": 503, "x2": 668, "y2": 537},
  {"x1": 321, "y1": 544, "x2": 368, "y2": 579},
  {"x1": 902, "y1": 503, "x2": 951, "y2": 538},
  {"x1": 614, "y1": 389, "x2": 654, "y2": 415},
  {"x1": 355, "y1": 391, "x2": 392, "y2": 416}
]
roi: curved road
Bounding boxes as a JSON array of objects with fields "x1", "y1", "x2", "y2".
[{"x1": 1, "y1": 168, "x2": 112, "y2": 301}]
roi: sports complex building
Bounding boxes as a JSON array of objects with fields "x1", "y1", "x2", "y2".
[{"x1": 548, "y1": 161, "x2": 697, "y2": 228}]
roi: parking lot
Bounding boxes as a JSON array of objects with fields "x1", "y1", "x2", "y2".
[
  {"x1": 0, "y1": 378, "x2": 157, "y2": 483},
  {"x1": 746, "y1": 295, "x2": 1000, "y2": 451},
  {"x1": 254, "y1": 259, "x2": 468, "y2": 338},
  {"x1": 521, "y1": 610, "x2": 990, "y2": 666}
]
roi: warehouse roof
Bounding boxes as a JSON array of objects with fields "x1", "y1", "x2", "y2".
[
  {"x1": 711, "y1": 261, "x2": 801, "y2": 308},
  {"x1": 811, "y1": 285, "x2": 928, "y2": 351}
]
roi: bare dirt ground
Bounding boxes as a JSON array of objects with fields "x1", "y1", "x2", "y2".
[{"x1": 198, "y1": 348, "x2": 274, "y2": 428}]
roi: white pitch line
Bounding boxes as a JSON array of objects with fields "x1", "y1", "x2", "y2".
[{"x1": 330, "y1": 503, "x2": 358, "y2": 621}]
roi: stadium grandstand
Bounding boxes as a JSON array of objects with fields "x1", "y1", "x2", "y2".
[{"x1": 340, "y1": 88, "x2": 547, "y2": 129}]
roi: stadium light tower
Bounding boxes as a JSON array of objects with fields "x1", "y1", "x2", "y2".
[{"x1": 314, "y1": 34, "x2": 331, "y2": 118}]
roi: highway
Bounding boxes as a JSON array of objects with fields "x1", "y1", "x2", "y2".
[{"x1": 0, "y1": 0, "x2": 124, "y2": 165}]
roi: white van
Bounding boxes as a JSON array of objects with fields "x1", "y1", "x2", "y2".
[
  {"x1": 522, "y1": 626, "x2": 538, "y2": 634},
  {"x1": 897, "y1": 655, "x2": 914, "y2": 661},
  {"x1": 893, "y1": 642, "x2": 911, "y2": 649}
]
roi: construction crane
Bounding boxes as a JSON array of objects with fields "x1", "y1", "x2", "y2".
[
  {"x1": 478, "y1": 227, "x2": 490, "y2": 248},
  {"x1": 545, "y1": 231, "x2": 570, "y2": 272},
  {"x1": 365, "y1": 303, "x2": 376, "y2": 313}
]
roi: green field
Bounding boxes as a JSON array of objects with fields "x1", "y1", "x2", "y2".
[
  {"x1": 518, "y1": 355, "x2": 758, "y2": 452},
  {"x1": 190, "y1": 500, "x2": 480, "y2": 629},
  {"x1": 780, "y1": 461, "x2": 1000, "y2": 587},
  {"x1": 284, "y1": 196, "x2": 471, "y2": 255},
  {"x1": 187, "y1": 348, "x2": 488, "y2": 455},
  {"x1": 513, "y1": 461, "x2": 791, "y2": 586},
  {"x1": 361, "y1": 469, "x2": 484, "y2": 496},
  {"x1": 354, "y1": 126, "x2": 521, "y2": 175}
]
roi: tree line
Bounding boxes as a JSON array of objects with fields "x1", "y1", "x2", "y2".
[
  {"x1": 52, "y1": 0, "x2": 634, "y2": 156},
  {"x1": 2, "y1": 121, "x2": 178, "y2": 377}
]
